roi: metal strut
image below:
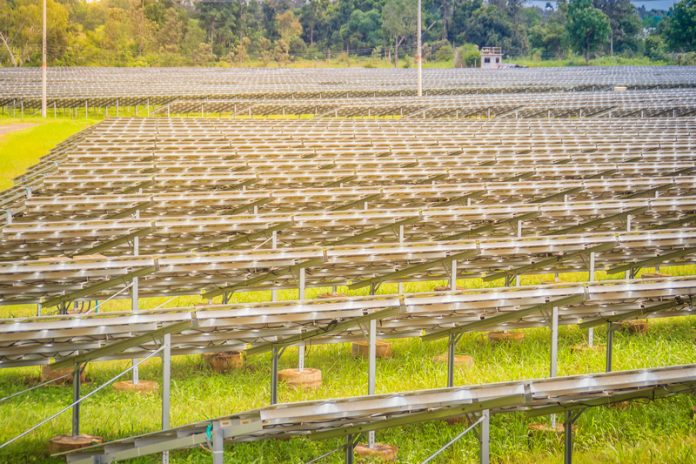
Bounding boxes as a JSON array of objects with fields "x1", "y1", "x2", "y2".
[
  {"x1": 270, "y1": 346, "x2": 286, "y2": 405},
  {"x1": 606, "y1": 321, "x2": 614, "y2": 372},
  {"x1": 447, "y1": 333, "x2": 463, "y2": 388},
  {"x1": 564, "y1": 409, "x2": 583, "y2": 464}
]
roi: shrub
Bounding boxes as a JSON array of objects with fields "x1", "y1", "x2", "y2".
[{"x1": 454, "y1": 43, "x2": 479, "y2": 68}]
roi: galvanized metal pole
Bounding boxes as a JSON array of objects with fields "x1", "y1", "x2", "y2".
[
  {"x1": 345, "y1": 434, "x2": 354, "y2": 464},
  {"x1": 271, "y1": 231, "x2": 278, "y2": 302},
  {"x1": 212, "y1": 421, "x2": 224, "y2": 464},
  {"x1": 41, "y1": 0, "x2": 47, "y2": 118},
  {"x1": 447, "y1": 333, "x2": 456, "y2": 387},
  {"x1": 367, "y1": 317, "x2": 377, "y2": 448},
  {"x1": 550, "y1": 306, "x2": 559, "y2": 428},
  {"x1": 132, "y1": 209, "x2": 140, "y2": 384},
  {"x1": 416, "y1": 0, "x2": 423, "y2": 97},
  {"x1": 480, "y1": 409, "x2": 490, "y2": 464},
  {"x1": 270, "y1": 346, "x2": 279, "y2": 405},
  {"x1": 450, "y1": 259, "x2": 457, "y2": 290},
  {"x1": 298, "y1": 267, "x2": 305, "y2": 371},
  {"x1": 588, "y1": 252, "x2": 596, "y2": 346},
  {"x1": 72, "y1": 365, "x2": 80, "y2": 436},
  {"x1": 564, "y1": 411, "x2": 573, "y2": 464},
  {"x1": 162, "y1": 333, "x2": 171, "y2": 464},
  {"x1": 398, "y1": 225, "x2": 405, "y2": 294},
  {"x1": 606, "y1": 322, "x2": 614, "y2": 372}
]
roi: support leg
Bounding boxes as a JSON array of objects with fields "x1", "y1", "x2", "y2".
[
  {"x1": 550, "y1": 306, "x2": 559, "y2": 427},
  {"x1": 271, "y1": 346, "x2": 279, "y2": 405},
  {"x1": 606, "y1": 322, "x2": 614, "y2": 372},
  {"x1": 368, "y1": 317, "x2": 377, "y2": 448},
  {"x1": 447, "y1": 333, "x2": 456, "y2": 388},
  {"x1": 72, "y1": 365, "x2": 80, "y2": 437},
  {"x1": 564, "y1": 411, "x2": 573, "y2": 464},
  {"x1": 298, "y1": 268, "x2": 306, "y2": 370},
  {"x1": 345, "y1": 434, "x2": 354, "y2": 464},
  {"x1": 212, "y1": 421, "x2": 224, "y2": 464},
  {"x1": 479, "y1": 409, "x2": 490, "y2": 464},
  {"x1": 162, "y1": 334, "x2": 171, "y2": 464},
  {"x1": 588, "y1": 252, "x2": 596, "y2": 346}
]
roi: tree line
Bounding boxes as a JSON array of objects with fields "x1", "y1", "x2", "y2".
[{"x1": 0, "y1": 0, "x2": 695, "y2": 67}]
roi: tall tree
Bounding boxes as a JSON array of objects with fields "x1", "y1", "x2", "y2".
[
  {"x1": 382, "y1": 0, "x2": 417, "y2": 65},
  {"x1": 593, "y1": 0, "x2": 641, "y2": 54},
  {"x1": 663, "y1": 0, "x2": 696, "y2": 52},
  {"x1": 566, "y1": 0, "x2": 610, "y2": 61}
]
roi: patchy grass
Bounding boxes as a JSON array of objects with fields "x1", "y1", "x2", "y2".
[{"x1": 0, "y1": 118, "x2": 95, "y2": 190}]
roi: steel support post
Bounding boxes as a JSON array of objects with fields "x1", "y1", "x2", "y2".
[
  {"x1": 162, "y1": 333, "x2": 171, "y2": 464},
  {"x1": 72, "y1": 365, "x2": 80, "y2": 437},
  {"x1": 345, "y1": 434, "x2": 355, "y2": 464},
  {"x1": 606, "y1": 322, "x2": 614, "y2": 372},
  {"x1": 131, "y1": 210, "x2": 140, "y2": 383},
  {"x1": 298, "y1": 267, "x2": 305, "y2": 371},
  {"x1": 479, "y1": 409, "x2": 490, "y2": 464},
  {"x1": 447, "y1": 333, "x2": 457, "y2": 387},
  {"x1": 550, "y1": 306, "x2": 559, "y2": 428},
  {"x1": 271, "y1": 346, "x2": 279, "y2": 405},
  {"x1": 450, "y1": 259, "x2": 457, "y2": 290},
  {"x1": 36, "y1": 303, "x2": 42, "y2": 317},
  {"x1": 271, "y1": 231, "x2": 278, "y2": 302},
  {"x1": 368, "y1": 316, "x2": 377, "y2": 448},
  {"x1": 588, "y1": 252, "x2": 596, "y2": 346},
  {"x1": 212, "y1": 421, "x2": 224, "y2": 464},
  {"x1": 398, "y1": 225, "x2": 405, "y2": 294},
  {"x1": 564, "y1": 411, "x2": 574, "y2": 464}
]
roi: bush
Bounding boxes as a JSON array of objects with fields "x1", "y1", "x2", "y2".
[
  {"x1": 644, "y1": 35, "x2": 668, "y2": 62},
  {"x1": 674, "y1": 52, "x2": 696, "y2": 65},
  {"x1": 428, "y1": 40, "x2": 454, "y2": 62},
  {"x1": 454, "y1": 43, "x2": 479, "y2": 68}
]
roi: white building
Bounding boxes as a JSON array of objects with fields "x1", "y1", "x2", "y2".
[{"x1": 480, "y1": 47, "x2": 503, "y2": 69}]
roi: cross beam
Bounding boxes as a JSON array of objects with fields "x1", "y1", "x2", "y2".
[{"x1": 422, "y1": 294, "x2": 585, "y2": 342}]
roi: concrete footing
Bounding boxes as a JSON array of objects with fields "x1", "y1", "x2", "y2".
[
  {"x1": 488, "y1": 331, "x2": 525, "y2": 343},
  {"x1": 113, "y1": 380, "x2": 159, "y2": 393},
  {"x1": 40, "y1": 365, "x2": 86, "y2": 384},
  {"x1": 432, "y1": 353, "x2": 474, "y2": 367},
  {"x1": 278, "y1": 368, "x2": 322, "y2": 389},
  {"x1": 354, "y1": 443, "x2": 398, "y2": 462},
  {"x1": 352, "y1": 340, "x2": 393, "y2": 359},
  {"x1": 570, "y1": 343, "x2": 604, "y2": 353},
  {"x1": 204, "y1": 352, "x2": 244, "y2": 372},
  {"x1": 617, "y1": 319, "x2": 648, "y2": 334},
  {"x1": 433, "y1": 285, "x2": 463, "y2": 291},
  {"x1": 48, "y1": 435, "x2": 103, "y2": 454}
]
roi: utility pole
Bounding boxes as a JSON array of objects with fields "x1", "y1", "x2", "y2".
[
  {"x1": 416, "y1": 0, "x2": 423, "y2": 97},
  {"x1": 41, "y1": 0, "x2": 47, "y2": 118}
]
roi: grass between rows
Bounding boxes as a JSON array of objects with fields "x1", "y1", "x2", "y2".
[{"x1": 0, "y1": 119, "x2": 694, "y2": 464}]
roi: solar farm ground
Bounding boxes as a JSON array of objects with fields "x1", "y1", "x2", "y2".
[{"x1": 0, "y1": 117, "x2": 694, "y2": 464}]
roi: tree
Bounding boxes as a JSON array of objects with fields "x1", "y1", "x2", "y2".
[
  {"x1": 663, "y1": 0, "x2": 696, "y2": 52},
  {"x1": 382, "y1": 0, "x2": 417, "y2": 66},
  {"x1": 566, "y1": 0, "x2": 610, "y2": 61},
  {"x1": 593, "y1": 0, "x2": 641, "y2": 54}
]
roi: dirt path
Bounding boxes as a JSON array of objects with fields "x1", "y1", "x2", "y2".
[{"x1": 0, "y1": 123, "x2": 36, "y2": 139}]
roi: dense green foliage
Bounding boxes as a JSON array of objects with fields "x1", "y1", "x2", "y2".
[{"x1": 0, "y1": 0, "x2": 694, "y2": 66}]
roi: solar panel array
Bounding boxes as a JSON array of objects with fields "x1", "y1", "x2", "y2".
[
  {"x1": 1, "y1": 67, "x2": 695, "y2": 463},
  {"x1": 2, "y1": 66, "x2": 696, "y2": 109}
]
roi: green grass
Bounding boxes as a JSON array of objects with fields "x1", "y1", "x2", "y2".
[
  {"x1": 0, "y1": 118, "x2": 95, "y2": 190},
  {"x1": 508, "y1": 55, "x2": 669, "y2": 68},
  {"x1": 0, "y1": 120, "x2": 695, "y2": 464}
]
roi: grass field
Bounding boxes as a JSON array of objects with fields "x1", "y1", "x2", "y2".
[{"x1": 0, "y1": 119, "x2": 694, "y2": 464}]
